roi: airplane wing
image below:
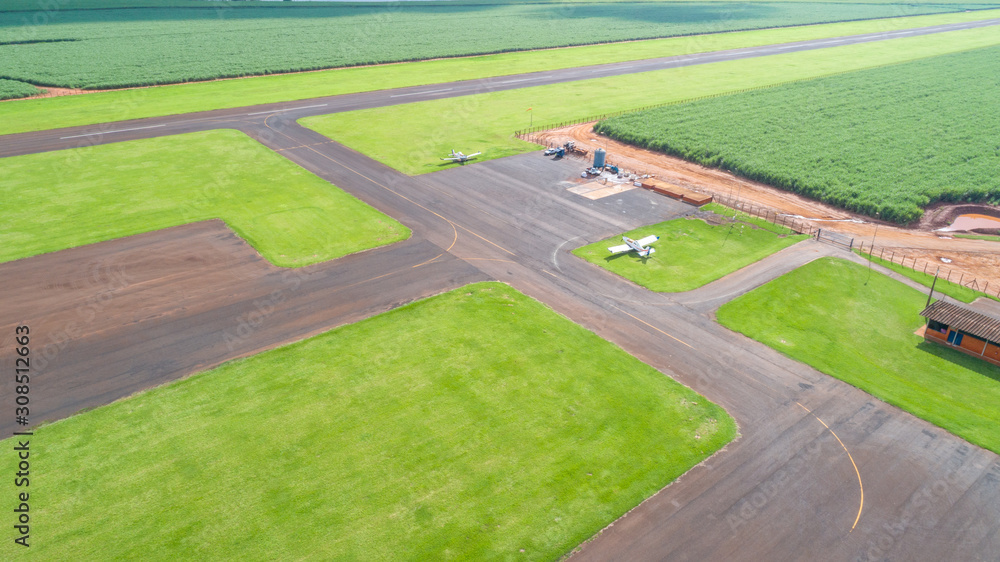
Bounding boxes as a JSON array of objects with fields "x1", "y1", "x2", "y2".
[
  {"x1": 608, "y1": 244, "x2": 631, "y2": 254},
  {"x1": 468, "y1": 152, "x2": 482, "y2": 158},
  {"x1": 635, "y1": 235, "x2": 659, "y2": 246},
  {"x1": 440, "y1": 157, "x2": 459, "y2": 161}
]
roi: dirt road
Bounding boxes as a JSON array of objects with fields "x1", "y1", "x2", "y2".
[{"x1": 533, "y1": 122, "x2": 1000, "y2": 291}]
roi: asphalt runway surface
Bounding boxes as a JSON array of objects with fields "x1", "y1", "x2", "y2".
[
  {"x1": 3, "y1": 21, "x2": 1000, "y2": 560},
  {"x1": 1, "y1": 17, "x2": 998, "y2": 158}
]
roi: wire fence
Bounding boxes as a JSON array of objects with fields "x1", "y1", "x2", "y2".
[
  {"x1": 712, "y1": 193, "x2": 820, "y2": 237},
  {"x1": 519, "y1": 135, "x2": 660, "y2": 179},
  {"x1": 515, "y1": 100, "x2": 1000, "y2": 302},
  {"x1": 708, "y1": 194, "x2": 1000, "y2": 299},
  {"x1": 854, "y1": 241, "x2": 1000, "y2": 299},
  {"x1": 515, "y1": 105, "x2": 668, "y2": 138}
]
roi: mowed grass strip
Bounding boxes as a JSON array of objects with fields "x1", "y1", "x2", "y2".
[
  {"x1": 954, "y1": 233, "x2": 1000, "y2": 242},
  {"x1": 854, "y1": 250, "x2": 1000, "y2": 303},
  {"x1": 717, "y1": 258, "x2": 1000, "y2": 454},
  {"x1": 301, "y1": 25, "x2": 1000, "y2": 175},
  {"x1": 3, "y1": 9, "x2": 1000, "y2": 136},
  {"x1": 0, "y1": 0, "x2": 995, "y2": 10},
  {"x1": 0, "y1": 129, "x2": 408, "y2": 266},
  {"x1": 573, "y1": 207, "x2": 806, "y2": 292},
  {"x1": 6, "y1": 1, "x2": 969, "y2": 89},
  {"x1": 0, "y1": 283, "x2": 736, "y2": 559}
]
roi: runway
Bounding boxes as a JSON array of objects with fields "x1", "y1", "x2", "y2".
[
  {"x1": 0, "y1": 17, "x2": 998, "y2": 158},
  {"x1": 2, "y1": 19, "x2": 1000, "y2": 560}
]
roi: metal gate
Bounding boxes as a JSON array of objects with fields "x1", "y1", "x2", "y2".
[{"x1": 816, "y1": 228, "x2": 854, "y2": 251}]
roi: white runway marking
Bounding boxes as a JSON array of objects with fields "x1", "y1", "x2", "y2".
[
  {"x1": 390, "y1": 88, "x2": 454, "y2": 98},
  {"x1": 60, "y1": 124, "x2": 165, "y2": 139},
  {"x1": 246, "y1": 103, "x2": 327, "y2": 116}
]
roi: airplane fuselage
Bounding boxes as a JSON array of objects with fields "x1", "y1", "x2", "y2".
[
  {"x1": 624, "y1": 237, "x2": 653, "y2": 257},
  {"x1": 608, "y1": 235, "x2": 658, "y2": 257}
]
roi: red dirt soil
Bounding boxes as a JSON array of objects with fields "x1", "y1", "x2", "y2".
[{"x1": 531, "y1": 122, "x2": 1000, "y2": 291}]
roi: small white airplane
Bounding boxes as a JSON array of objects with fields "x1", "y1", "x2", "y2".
[
  {"x1": 608, "y1": 235, "x2": 659, "y2": 257},
  {"x1": 440, "y1": 149, "x2": 482, "y2": 163}
]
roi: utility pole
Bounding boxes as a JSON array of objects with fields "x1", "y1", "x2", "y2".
[
  {"x1": 926, "y1": 267, "x2": 941, "y2": 308},
  {"x1": 865, "y1": 211, "x2": 880, "y2": 285}
]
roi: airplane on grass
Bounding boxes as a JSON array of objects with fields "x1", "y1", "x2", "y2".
[
  {"x1": 440, "y1": 149, "x2": 481, "y2": 163},
  {"x1": 609, "y1": 235, "x2": 659, "y2": 257}
]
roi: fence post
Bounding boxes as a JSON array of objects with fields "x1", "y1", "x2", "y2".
[{"x1": 879, "y1": 248, "x2": 885, "y2": 260}]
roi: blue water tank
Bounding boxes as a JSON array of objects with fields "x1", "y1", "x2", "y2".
[{"x1": 594, "y1": 148, "x2": 606, "y2": 168}]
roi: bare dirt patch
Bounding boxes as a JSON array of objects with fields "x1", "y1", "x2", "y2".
[
  {"x1": 31, "y1": 86, "x2": 87, "y2": 99},
  {"x1": 530, "y1": 122, "x2": 1000, "y2": 289},
  {"x1": 919, "y1": 203, "x2": 1000, "y2": 231},
  {"x1": 0, "y1": 85, "x2": 90, "y2": 102}
]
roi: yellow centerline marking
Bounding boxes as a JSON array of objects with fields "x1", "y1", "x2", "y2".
[
  {"x1": 797, "y1": 402, "x2": 864, "y2": 532},
  {"x1": 454, "y1": 223, "x2": 516, "y2": 256},
  {"x1": 412, "y1": 222, "x2": 459, "y2": 269},
  {"x1": 611, "y1": 305, "x2": 694, "y2": 349},
  {"x1": 338, "y1": 269, "x2": 403, "y2": 291},
  {"x1": 455, "y1": 258, "x2": 518, "y2": 264},
  {"x1": 411, "y1": 253, "x2": 446, "y2": 268},
  {"x1": 407, "y1": 176, "x2": 517, "y2": 257},
  {"x1": 263, "y1": 114, "x2": 515, "y2": 264},
  {"x1": 278, "y1": 141, "x2": 334, "y2": 151}
]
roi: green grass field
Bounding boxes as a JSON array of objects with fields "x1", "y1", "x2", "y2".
[
  {"x1": 0, "y1": 282, "x2": 736, "y2": 559},
  {"x1": 2, "y1": 0, "x2": 994, "y2": 9},
  {"x1": 854, "y1": 250, "x2": 1000, "y2": 303},
  {"x1": 0, "y1": 129, "x2": 408, "y2": 265},
  {"x1": 954, "y1": 233, "x2": 1000, "y2": 242},
  {"x1": 703, "y1": 202, "x2": 801, "y2": 235},
  {"x1": 2, "y1": 9, "x2": 1000, "y2": 136},
  {"x1": 717, "y1": 258, "x2": 1000, "y2": 454},
  {"x1": 595, "y1": 43, "x2": 1000, "y2": 223},
  {"x1": 1, "y1": 2, "x2": 982, "y2": 89},
  {"x1": 573, "y1": 206, "x2": 807, "y2": 292},
  {"x1": 1, "y1": 0, "x2": 994, "y2": 10},
  {"x1": 302, "y1": 25, "x2": 1000, "y2": 175}
]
